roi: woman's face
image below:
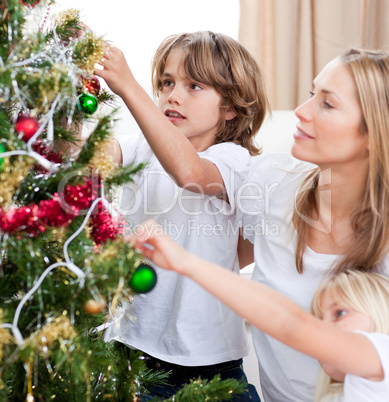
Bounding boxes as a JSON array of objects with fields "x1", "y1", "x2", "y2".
[{"x1": 292, "y1": 59, "x2": 369, "y2": 170}]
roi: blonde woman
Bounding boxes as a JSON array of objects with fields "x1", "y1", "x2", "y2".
[
  {"x1": 234, "y1": 48, "x2": 389, "y2": 401},
  {"x1": 124, "y1": 48, "x2": 389, "y2": 401},
  {"x1": 131, "y1": 222, "x2": 389, "y2": 401}
]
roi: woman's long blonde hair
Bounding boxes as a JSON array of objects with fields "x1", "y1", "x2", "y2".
[
  {"x1": 292, "y1": 48, "x2": 389, "y2": 274},
  {"x1": 311, "y1": 269, "x2": 389, "y2": 401},
  {"x1": 151, "y1": 31, "x2": 270, "y2": 156}
]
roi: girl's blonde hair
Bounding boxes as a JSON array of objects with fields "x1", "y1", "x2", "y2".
[
  {"x1": 292, "y1": 48, "x2": 389, "y2": 273},
  {"x1": 151, "y1": 31, "x2": 270, "y2": 156},
  {"x1": 311, "y1": 269, "x2": 389, "y2": 401}
]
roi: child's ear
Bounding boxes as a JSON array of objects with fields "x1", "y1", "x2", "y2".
[{"x1": 225, "y1": 106, "x2": 236, "y2": 121}]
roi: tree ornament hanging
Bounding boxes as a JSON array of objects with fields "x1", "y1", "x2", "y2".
[
  {"x1": 83, "y1": 298, "x2": 106, "y2": 314},
  {"x1": 77, "y1": 93, "x2": 98, "y2": 115},
  {"x1": 81, "y1": 75, "x2": 101, "y2": 96},
  {"x1": 15, "y1": 114, "x2": 39, "y2": 141},
  {"x1": 129, "y1": 263, "x2": 157, "y2": 293},
  {"x1": 0, "y1": 144, "x2": 6, "y2": 171},
  {"x1": 20, "y1": 0, "x2": 40, "y2": 7}
]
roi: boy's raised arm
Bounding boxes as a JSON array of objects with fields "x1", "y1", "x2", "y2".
[{"x1": 94, "y1": 46, "x2": 226, "y2": 196}]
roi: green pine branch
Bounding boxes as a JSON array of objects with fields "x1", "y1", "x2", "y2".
[
  {"x1": 163, "y1": 375, "x2": 247, "y2": 402},
  {"x1": 75, "y1": 112, "x2": 118, "y2": 166}
]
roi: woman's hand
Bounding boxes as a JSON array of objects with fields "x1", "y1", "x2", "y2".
[{"x1": 127, "y1": 220, "x2": 191, "y2": 275}]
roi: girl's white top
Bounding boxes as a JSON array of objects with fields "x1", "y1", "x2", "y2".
[{"x1": 333, "y1": 331, "x2": 389, "y2": 402}]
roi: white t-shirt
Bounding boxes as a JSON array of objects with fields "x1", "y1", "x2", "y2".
[
  {"x1": 105, "y1": 133, "x2": 250, "y2": 366},
  {"x1": 237, "y1": 153, "x2": 389, "y2": 402},
  {"x1": 338, "y1": 331, "x2": 389, "y2": 402}
]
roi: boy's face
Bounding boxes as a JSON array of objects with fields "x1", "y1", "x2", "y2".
[
  {"x1": 317, "y1": 289, "x2": 374, "y2": 381},
  {"x1": 157, "y1": 48, "x2": 235, "y2": 152}
]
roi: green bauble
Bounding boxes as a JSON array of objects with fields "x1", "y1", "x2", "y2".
[
  {"x1": 0, "y1": 143, "x2": 6, "y2": 170},
  {"x1": 129, "y1": 263, "x2": 157, "y2": 293},
  {"x1": 77, "y1": 93, "x2": 98, "y2": 114}
]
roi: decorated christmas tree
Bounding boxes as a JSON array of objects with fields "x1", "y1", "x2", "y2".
[{"x1": 0, "y1": 1, "x2": 246, "y2": 401}]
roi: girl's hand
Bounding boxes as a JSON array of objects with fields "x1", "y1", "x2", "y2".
[
  {"x1": 94, "y1": 45, "x2": 133, "y2": 97},
  {"x1": 126, "y1": 220, "x2": 190, "y2": 275}
]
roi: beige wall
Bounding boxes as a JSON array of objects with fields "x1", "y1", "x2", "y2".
[{"x1": 239, "y1": 0, "x2": 389, "y2": 109}]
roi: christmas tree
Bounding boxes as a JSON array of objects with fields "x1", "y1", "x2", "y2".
[{"x1": 0, "y1": 1, "x2": 245, "y2": 401}]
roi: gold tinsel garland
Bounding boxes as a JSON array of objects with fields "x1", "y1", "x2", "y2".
[
  {"x1": 77, "y1": 31, "x2": 105, "y2": 77},
  {"x1": 25, "y1": 315, "x2": 77, "y2": 354},
  {"x1": 0, "y1": 309, "x2": 13, "y2": 361},
  {"x1": 54, "y1": 9, "x2": 105, "y2": 77},
  {"x1": 89, "y1": 137, "x2": 116, "y2": 180},
  {"x1": 0, "y1": 157, "x2": 34, "y2": 208},
  {"x1": 53, "y1": 8, "x2": 81, "y2": 29},
  {"x1": 22, "y1": 316, "x2": 77, "y2": 402}
]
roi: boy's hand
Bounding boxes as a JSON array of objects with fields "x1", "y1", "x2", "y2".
[{"x1": 94, "y1": 45, "x2": 133, "y2": 97}]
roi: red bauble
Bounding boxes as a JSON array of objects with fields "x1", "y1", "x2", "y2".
[
  {"x1": 80, "y1": 76, "x2": 101, "y2": 96},
  {"x1": 19, "y1": 0, "x2": 40, "y2": 7},
  {"x1": 15, "y1": 114, "x2": 39, "y2": 141}
]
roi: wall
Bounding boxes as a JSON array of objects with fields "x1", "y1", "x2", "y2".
[{"x1": 52, "y1": 0, "x2": 240, "y2": 137}]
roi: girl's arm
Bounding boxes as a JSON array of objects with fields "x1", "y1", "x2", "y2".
[
  {"x1": 94, "y1": 46, "x2": 227, "y2": 197},
  {"x1": 133, "y1": 220, "x2": 384, "y2": 382}
]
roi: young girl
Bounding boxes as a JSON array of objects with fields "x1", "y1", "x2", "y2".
[
  {"x1": 131, "y1": 219, "x2": 389, "y2": 401},
  {"x1": 91, "y1": 31, "x2": 269, "y2": 400}
]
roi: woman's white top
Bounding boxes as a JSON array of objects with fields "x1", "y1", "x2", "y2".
[{"x1": 237, "y1": 153, "x2": 389, "y2": 402}]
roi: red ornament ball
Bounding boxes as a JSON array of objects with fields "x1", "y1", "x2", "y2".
[
  {"x1": 19, "y1": 0, "x2": 40, "y2": 7},
  {"x1": 15, "y1": 114, "x2": 39, "y2": 141},
  {"x1": 79, "y1": 76, "x2": 101, "y2": 96}
]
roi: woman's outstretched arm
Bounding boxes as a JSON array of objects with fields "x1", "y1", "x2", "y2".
[{"x1": 131, "y1": 220, "x2": 384, "y2": 382}]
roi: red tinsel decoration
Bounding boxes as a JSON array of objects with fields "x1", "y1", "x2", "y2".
[
  {"x1": 33, "y1": 140, "x2": 64, "y2": 164},
  {"x1": 0, "y1": 178, "x2": 120, "y2": 244},
  {"x1": 64, "y1": 181, "x2": 97, "y2": 212},
  {"x1": 39, "y1": 195, "x2": 76, "y2": 227},
  {"x1": 19, "y1": 0, "x2": 40, "y2": 7},
  {"x1": 89, "y1": 201, "x2": 123, "y2": 245},
  {"x1": 0, "y1": 204, "x2": 44, "y2": 234},
  {"x1": 0, "y1": 196, "x2": 76, "y2": 234}
]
